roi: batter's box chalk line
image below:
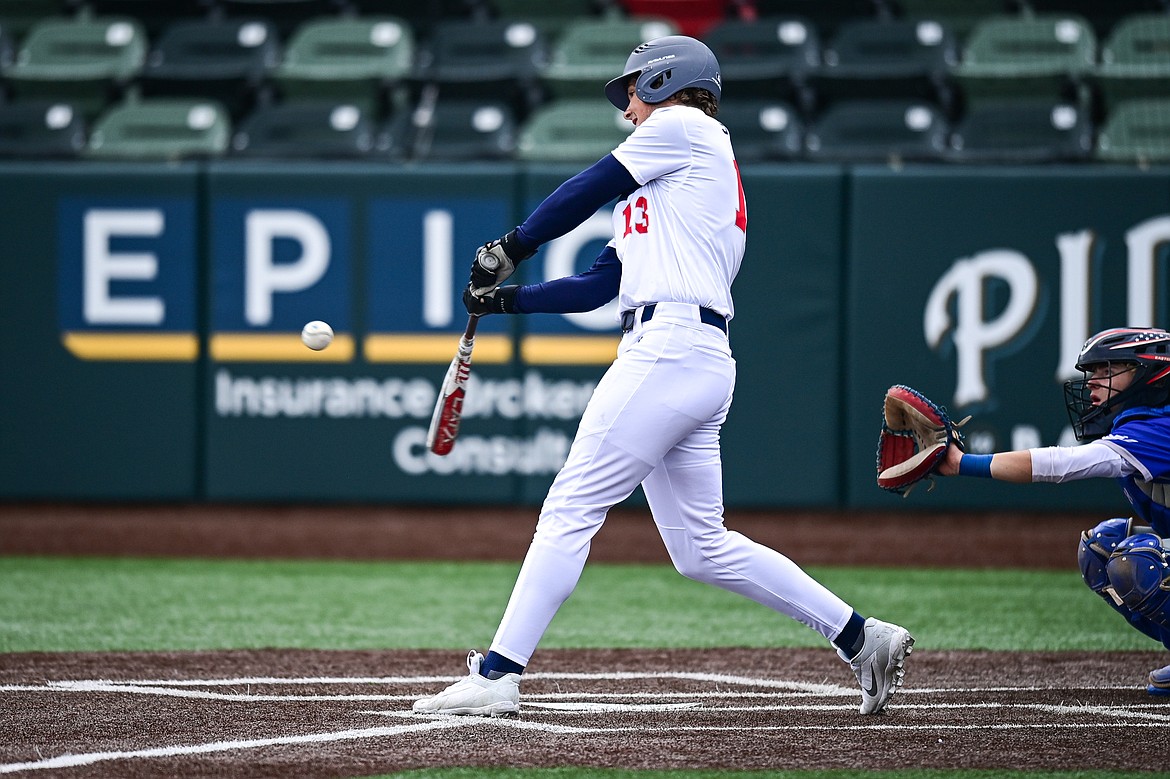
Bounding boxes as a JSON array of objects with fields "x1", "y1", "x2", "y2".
[{"x1": 2, "y1": 671, "x2": 1166, "y2": 774}]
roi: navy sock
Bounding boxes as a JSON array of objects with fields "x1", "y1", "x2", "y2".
[
  {"x1": 833, "y1": 611, "x2": 867, "y2": 659},
  {"x1": 480, "y1": 651, "x2": 525, "y2": 680}
]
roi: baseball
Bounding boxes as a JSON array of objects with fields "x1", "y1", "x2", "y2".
[{"x1": 301, "y1": 320, "x2": 333, "y2": 351}]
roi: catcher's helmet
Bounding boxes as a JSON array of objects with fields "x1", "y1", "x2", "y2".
[
  {"x1": 1064, "y1": 327, "x2": 1170, "y2": 440},
  {"x1": 604, "y1": 35, "x2": 721, "y2": 110}
]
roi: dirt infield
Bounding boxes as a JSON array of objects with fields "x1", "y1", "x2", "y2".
[
  {"x1": 2, "y1": 504, "x2": 1169, "y2": 777},
  {"x1": 2, "y1": 647, "x2": 1168, "y2": 777},
  {"x1": 0, "y1": 504, "x2": 1106, "y2": 568}
]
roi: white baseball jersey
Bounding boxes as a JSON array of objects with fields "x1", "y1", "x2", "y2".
[{"x1": 609, "y1": 105, "x2": 745, "y2": 320}]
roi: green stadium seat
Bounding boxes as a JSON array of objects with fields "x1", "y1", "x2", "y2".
[
  {"x1": 231, "y1": 101, "x2": 377, "y2": 158},
  {"x1": 140, "y1": 18, "x2": 280, "y2": 119},
  {"x1": 0, "y1": 0, "x2": 68, "y2": 39},
  {"x1": 701, "y1": 17, "x2": 821, "y2": 106},
  {"x1": 516, "y1": 98, "x2": 633, "y2": 162},
  {"x1": 804, "y1": 98, "x2": 949, "y2": 162},
  {"x1": 488, "y1": 0, "x2": 611, "y2": 16},
  {"x1": 750, "y1": 0, "x2": 884, "y2": 39},
  {"x1": 3, "y1": 15, "x2": 146, "y2": 118},
  {"x1": 950, "y1": 14, "x2": 1097, "y2": 109},
  {"x1": 273, "y1": 16, "x2": 414, "y2": 117},
  {"x1": 718, "y1": 99, "x2": 804, "y2": 161},
  {"x1": 0, "y1": 100, "x2": 86, "y2": 157},
  {"x1": 891, "y1": 0, "x2": 1022, "y2": 44},
  {"x1": 412, "y1": 18, "x2": 548, "y2": 116},
  {"x1": 1095, "y1": 98, "x2": 1170, "y2": 164},
  {"x1": 1089, "y1": 14, "x2": 1170, "y2": 115},
  {"x1": 1024, "y1": 0, "x2": 1168, "y2": 41},
  {"x1": 0, "y1": 20, "x2": 14, "y2": 73},
  {"x1": 485, "y1": 0, "x2": 620, "y2": 40},
  {"x1": 945, "y1": 98, "x2": 1092, "y2": 163},
  {"x1": 386, "y1": 96, "x2": 517, "y2": 161},
  {"x1": 539, "y1": 17, "x2": 680, "y2": 100},
  {"x1": 84, "y1": 97, "x2": 229, "y2": 159},
  {"x1": 343, "y1": 0, "x2": 481, "y2": 39},
  {"x1": 72, "y1": 0, "x2": 215, "y2": 39},
  {"x1": 811, "y1": 18, "x2": 960, "y2": 115},
  {"x1": 217, "y1": 0, "x2": 338, "y2": 39}
]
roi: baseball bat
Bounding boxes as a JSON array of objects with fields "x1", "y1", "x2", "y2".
[{"x1": 426, "y1": 315, "x2": 479, "y2": 456}]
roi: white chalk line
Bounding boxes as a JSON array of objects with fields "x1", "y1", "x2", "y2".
[
  {"x1": 2, "y1": 671, "x2": 1164, "y2": 774},
  {"x1": 403, "y1": 718, "x2": 1170, "y2": 734},
  {"x1": 1, "y1": 670, "x2": 844, "y2": 692},
  {"x1": 0, "y1": 720, "x2": 460, "y2": 775},
  {"x1": 0, "y1": 680, "x2": 1143, "y2": 702},
  {"x1": 377, "y1": 708, "x2": 1170, "y2": 733},
  {"x1": 404, "y1": 701, "x2": 1170, "y2": 721},
  {"x1": 6, "y1": 683, "x2": 1165, "y2": 717}
]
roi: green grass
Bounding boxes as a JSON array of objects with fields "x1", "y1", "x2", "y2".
[{"x1": 0, "y1": 556, "x2": 1150, "y2": 653}]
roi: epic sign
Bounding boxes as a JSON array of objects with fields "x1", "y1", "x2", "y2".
[{"x1": 58, "y1": 192, "x2": 620, "y2": 365}]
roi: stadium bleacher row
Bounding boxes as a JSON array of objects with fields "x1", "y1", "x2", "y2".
[{"x1": 0, "y1": 0, "x2": 1168, "y2": 163}]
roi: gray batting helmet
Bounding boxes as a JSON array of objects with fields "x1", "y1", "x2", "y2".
[{"x1": 604, "y1": 35, "x2": 722, "y2": 110}]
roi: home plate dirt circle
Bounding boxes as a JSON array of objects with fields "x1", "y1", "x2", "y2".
[{"x1": 1, "y1": 647, "x2": 1167, "y2": 778}]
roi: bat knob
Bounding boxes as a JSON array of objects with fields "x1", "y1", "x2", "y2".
[{"x1": 477, "y1": 247, "x2": 500, "y2": 271}]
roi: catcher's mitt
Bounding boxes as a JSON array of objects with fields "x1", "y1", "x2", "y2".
[{"x1": 876, "y1": 385, "x2": 969, "y2": 497}]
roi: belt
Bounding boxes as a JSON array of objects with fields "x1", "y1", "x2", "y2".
[{"x1": 620, "y1": 303, "x2": 727, "y2": 334}]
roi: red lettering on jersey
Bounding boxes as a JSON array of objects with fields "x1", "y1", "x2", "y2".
[
  {"x1": 622, "y1": 196, "x2": 649, "y2": 236},
  {"x1": 734, "y1": 161, "x2": 747, "y2": 232}
]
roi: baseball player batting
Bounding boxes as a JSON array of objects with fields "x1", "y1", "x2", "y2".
[{"x1": 412, "y1": 35, "x2": 914, "y2": 718}]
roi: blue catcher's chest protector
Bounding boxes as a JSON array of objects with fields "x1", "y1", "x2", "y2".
[{"x1": 1108, "y1": 406, "x2": 1170, "y2": 536}]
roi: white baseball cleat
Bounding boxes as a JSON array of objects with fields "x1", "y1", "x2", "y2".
[
  {"x1": 412, "y1": 650, "x2": 520, "y2": 717},
  {"x1": 839, "y1": 617, "x2": 915, "y2": 715}
]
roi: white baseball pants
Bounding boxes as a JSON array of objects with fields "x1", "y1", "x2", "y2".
[{"x1": 490, "y1": 303, "x2": 854, "y2": 666}]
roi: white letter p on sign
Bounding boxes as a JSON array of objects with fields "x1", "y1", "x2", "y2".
[
  {"x1": 245, "y1": 209, "x2": 330, "y2": 326},
  {"x1": 925, "y1": 250, "x2": 1038, "y2": 407}
]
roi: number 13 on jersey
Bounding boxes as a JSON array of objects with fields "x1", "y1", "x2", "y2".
[{"x1": 621, "y1": 162, "x2": 747, "y2": 236}]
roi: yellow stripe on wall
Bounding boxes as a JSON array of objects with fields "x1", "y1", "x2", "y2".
[
  {"x1": 521, "y1": 335, "x2": 618, "y2": 365},
  {"x1": 364, "y1": 333, "x2": 513, "y2": 364},
  {"x1": 62, "y1": 332, "x2": 199, "y2": 361},
  {"x1": 210, "y1": 333, "x2": 356, "y2": 362},
  {"x1": 62, "y1": 331, "x2": 619, "y2": 365}
]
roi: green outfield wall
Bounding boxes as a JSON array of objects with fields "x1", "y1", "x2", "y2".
[{"x1": 1, "y1": 161, "x2": 1166, "y2": 510}]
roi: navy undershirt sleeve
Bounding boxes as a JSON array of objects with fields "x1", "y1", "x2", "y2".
[
  {"x1": 513, "y1": 154, "x2": 637, "y2": 250},
  {"x1": 514, "y1": 246, "x2": 621, "y2": 314}
]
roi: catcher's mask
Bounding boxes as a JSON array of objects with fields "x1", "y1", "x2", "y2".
[
  {"x1": 604, "y1": 35, "x2": 722, "y2": 110},
  {"x1": 1064, "y1": 327, "x2": 1170, "y2": 440}
]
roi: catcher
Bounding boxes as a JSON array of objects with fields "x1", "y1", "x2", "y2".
[{"x1": 881, "y1": 327, "x2": 1170, "y2": 695}]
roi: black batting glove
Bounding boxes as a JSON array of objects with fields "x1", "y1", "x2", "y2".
[
  {"x1": 469, "y1": 229, "x2": 535, "y2": 297},
  {"x1": 463, "y1": 284, "x2": 519, "y2": 316}
]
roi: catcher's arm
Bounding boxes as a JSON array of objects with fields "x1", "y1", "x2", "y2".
[{"x1": 938, "y1": 446, "x2": 1034, "y2": 482}]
